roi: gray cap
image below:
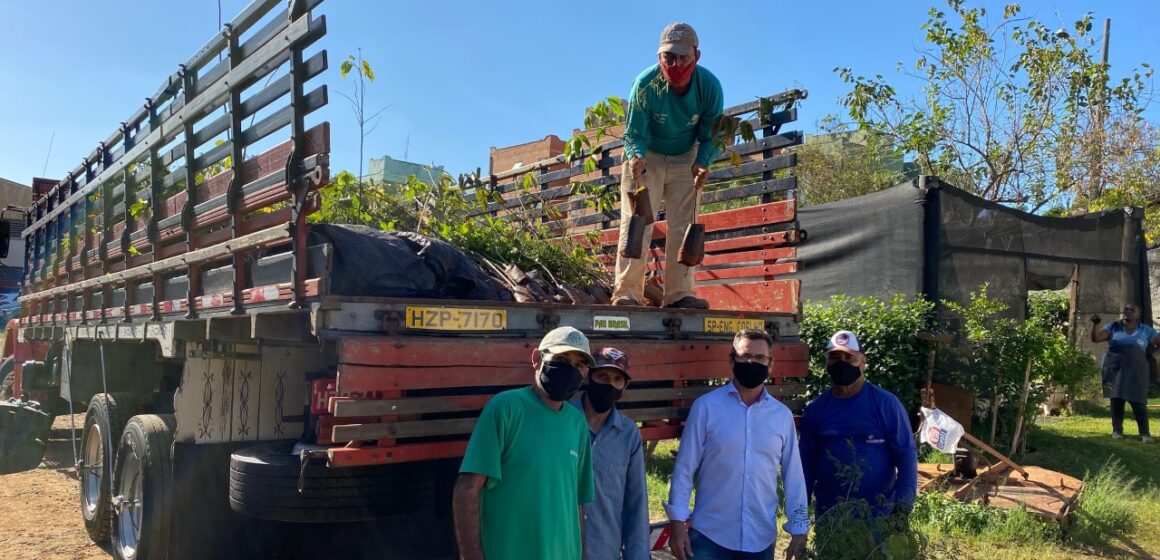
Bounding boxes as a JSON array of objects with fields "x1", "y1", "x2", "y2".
[
  {"x1": 538, "y1": 326, "x2": 595, "y2": 367},
  {"x1": 658, "y1": 22, "x2": 699, "y2": 56}
]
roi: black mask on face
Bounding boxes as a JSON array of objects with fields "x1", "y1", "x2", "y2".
[
  {"x1": 732, "y1": 360, "x2": 769, "y2": 389},
  {"x1": 539, "y1": 359, "x2": 583, "y2": 402},
  {"x1": 826, "y1": 361, "x2": 862, "y2": 387},
  {"x1": 585, "y1": 379, "x2": 624, "y2": 413}
]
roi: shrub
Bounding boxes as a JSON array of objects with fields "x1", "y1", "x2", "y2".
[{"x1": 944, "y1": 284, "x2": 1096, "y2": 452}]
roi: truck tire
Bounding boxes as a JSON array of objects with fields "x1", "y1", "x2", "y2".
[
  {"x1": 0, "y1": 375, "x2": 12, "y2": 401},
  {"x1": 228, "y1": 441, "x2": 434, "y2": 523},
  {"x1": 81, "y1": 393, "x2": 141, "y2": 544},
  {"x1": 112, "y1": 414, "x2": 175, "y2": 560}
]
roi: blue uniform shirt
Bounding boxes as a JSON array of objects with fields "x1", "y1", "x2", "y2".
[{"x1": 799, "y1": 381, "x2": 919, "y2": 518}]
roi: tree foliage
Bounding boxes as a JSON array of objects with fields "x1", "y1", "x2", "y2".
[
  {"x1": 837, "y1": 1, "x2": 1154, "y2": 212},
  {"x1": 793, "y1": 123, "x2": 909, "y2": 206}
]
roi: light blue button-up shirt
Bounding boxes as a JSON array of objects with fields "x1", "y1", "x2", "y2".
[
  {"x1": 665, "y1": 382, "x2": 810, "y2": 552},
  {"x1": 568, "y1": 398, "x2": 651, "y2": 560}
]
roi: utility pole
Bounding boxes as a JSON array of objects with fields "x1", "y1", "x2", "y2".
[{"x1": 1091, "y1": 18, "x2": 1110, "y2": 201}]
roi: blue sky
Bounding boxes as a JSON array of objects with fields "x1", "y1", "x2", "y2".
[{"x1": 0, "y1": 0, "x2": 1157, "y2": 185}]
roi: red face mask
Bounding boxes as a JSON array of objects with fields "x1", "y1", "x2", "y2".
[{"x1": 660, "y1": 60, "x2": 696, "y2": 88}]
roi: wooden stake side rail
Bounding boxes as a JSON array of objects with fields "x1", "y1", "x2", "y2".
[
  {"x1": 20, "y1": 1, "x2": 330, "y2": 328},
  {"x1": 321, "y1": 336, "x2": 809, "y2": 465}
]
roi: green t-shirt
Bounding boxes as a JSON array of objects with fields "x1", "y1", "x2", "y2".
[
  {"x1": 460, "y1": 387, "x2": 595, "y2": 560},
  {"x1": 623, "y1": 64, "x2": 725, "y2": 167}
]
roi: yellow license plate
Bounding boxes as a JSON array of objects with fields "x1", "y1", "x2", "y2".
[
  {"x1": 704, "y1": 317, "x2": 765, "y2": 334},
  {"x1": 404, "y1": 307, "x2": 507, "y2": 331}
]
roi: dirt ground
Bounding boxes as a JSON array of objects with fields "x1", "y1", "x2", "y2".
[{"x1": 0, "y1": 415, "x2": 113, "y2": 560}]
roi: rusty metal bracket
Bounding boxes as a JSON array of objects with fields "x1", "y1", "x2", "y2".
[
  {"x1": 765, "y1": 320, "x2": 780, "y2": 341},
  {"x1": 375, "y1": 309, "x2": 403, "y2": 336},
  {"x1": 536, "y1": 312, "x2": 561, "y2": 332},
  {"x1": 297, "y1": 448, "x2": 329, "y2": 493}
]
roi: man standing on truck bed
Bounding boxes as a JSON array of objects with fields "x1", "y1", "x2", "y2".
[
  {"x1": 569, "y1": 347, "x2": 650, "y2": 560},
  {"x1": 612, "y1": 21, "x2": 724, "y2": 310},
  {"x1": 666, "y1": 329, "x2": 809, "y2": 560},
  {"x1": 453, "y1": 326, "x2": 596, "y2": 560}
]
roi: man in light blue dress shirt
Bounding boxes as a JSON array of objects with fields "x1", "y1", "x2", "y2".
[
  {"x1": 665, "y1": 329, "x2": 809, "y2": 560},
  {"x1": 569, "y1": 347, "x2": 651, "y2": 560}
]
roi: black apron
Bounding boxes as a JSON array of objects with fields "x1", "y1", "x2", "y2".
[{"x1": 1102, "y1": 345, "x2": 1151, "y2": 403}]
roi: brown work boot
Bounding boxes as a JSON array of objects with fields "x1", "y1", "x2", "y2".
[
  {"x1": 666, "y1": 296, "x2": 710, "y2": 310},
  {"x1": 612, "y1": 296, "x2": 640, "y2": 306}
]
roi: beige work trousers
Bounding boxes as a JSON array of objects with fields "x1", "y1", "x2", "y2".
[{"x1": 612, "y1": 149, "x2": 698, "y2": 306}]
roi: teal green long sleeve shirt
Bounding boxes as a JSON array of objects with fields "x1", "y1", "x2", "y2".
[{"x1": 623, "y1": 64, "x2": 725, "y2": 167}]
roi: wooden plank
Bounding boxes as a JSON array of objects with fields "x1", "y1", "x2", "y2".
[
  {"x1": 700, "y1": 177, "x2": 797, "y2": 206},
  {"x1": 706, "y1": 154, "x2": 796, "y2": 181},
  {"x1": 621, "y1": 407, "x2": 689, "y2": 423},
  {"x1": 336, "y1": 341, "x2": 809, "y2": 393},
  {"x1": 696, "y1": 280, "x2": 800, "y2": 314},
  {"x1": 597, "y1": 247, "x2": 796, "y2": 268},
  {"x1": 333, "y1": 394, "x2": 493, "y2": 417},
  {"x1": 640, "y1": 424, "x2": 683, "y2": 441},
  {"x1": 696, "y1": 263, "x2": 798, "y2": 281},
  {"x1": 332, "y1": 417, "x2": 478, "y2": 441},
  {"x1": 705, "y1": 232, "x2": 798, "y2": 253},
  {"x1": 328, "y1": 441, "x2": 469, "y2": 466},
  {"x1": 583, "y1": 201, "x2": 796, "y2": 246},
  {"x1": 339, "y1": 337, "x2": 804, "y2": 368}
]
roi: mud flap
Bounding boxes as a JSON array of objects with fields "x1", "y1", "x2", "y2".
[{"x1": 0, "y1": 399, "x2": 53, "y2": 474}]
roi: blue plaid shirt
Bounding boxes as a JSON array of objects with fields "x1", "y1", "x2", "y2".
[{"x1": 568, "y1": 398, "x2": 651, "y2": 560}]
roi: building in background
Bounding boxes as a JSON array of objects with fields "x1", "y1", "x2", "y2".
[{"x1": 365, "y1": 156, "x2": 446, "y2": 185}]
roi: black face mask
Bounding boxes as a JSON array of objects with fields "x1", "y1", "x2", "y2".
[
  {"x1": 539, "y1": 359, "x2": 583, "y2": 402},
  {"x1": 732, "y1": 361, "x2": 769, "y2": 389},
  {"x1": 585, "y1": 379, "x2": 624, "y2": 413},
  {"x1": 826, "y1": 361, "x2": 862, "y2": 387}
]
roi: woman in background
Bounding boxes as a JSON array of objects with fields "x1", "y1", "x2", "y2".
[{"x1": 1091, "y1": 303, "x2": 1158, "y2": 443}]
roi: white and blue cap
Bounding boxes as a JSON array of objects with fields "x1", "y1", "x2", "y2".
[{"x1": 825, "y1": 330, "x2": 862, "y2": 355}]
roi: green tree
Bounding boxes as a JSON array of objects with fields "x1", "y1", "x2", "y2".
[
  {"x1": 837, "y1": 1, "x2": 1153, "y2": 212},
  {"x1": 944, "y1": 284, "x2": 1094, "y2": 453},
  {"x1": 793, "y1": 122, "x2": 909, "y2": 206}
]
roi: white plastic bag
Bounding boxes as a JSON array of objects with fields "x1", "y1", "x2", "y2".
[{"x1": 919, "y1": 407, "x2": 964, "y2": 454}]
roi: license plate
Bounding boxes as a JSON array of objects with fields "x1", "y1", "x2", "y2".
[
  {"x1": 704, "y1": 317, "x2": 765, "y2": 334},
  {"x1": 404, "y1": 306, "x2": 507, "y2": 331}
]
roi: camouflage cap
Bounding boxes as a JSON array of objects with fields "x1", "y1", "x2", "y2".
[
  {"x1": 593, "y1": 347, "x2": 630, "y2": 379},
  {"x1": 658, "y1": 22, "x2": 699, "y2": 56}
]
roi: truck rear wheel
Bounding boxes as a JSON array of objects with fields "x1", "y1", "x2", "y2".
[
  {"x1": 229, "y1": 441, "x2": 433, "y2": 523},
  {"x1": 0, "y1": 357, "x2": 14, "y2": 399},
  {"x1": 112, "y1": 414, "x2": 175, "y2": 560},
  {"x1": 81, "y1": 393, "x2": 141, "y2": 543}
]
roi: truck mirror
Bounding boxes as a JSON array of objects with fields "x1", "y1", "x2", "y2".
[{"x1": 0, "y1": 221, "x2": 9, "y2": 259}]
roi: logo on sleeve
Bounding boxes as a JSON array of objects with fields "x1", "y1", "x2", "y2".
[{"x1": 866, "y1": 434, "x2": 885, "y2": 445}]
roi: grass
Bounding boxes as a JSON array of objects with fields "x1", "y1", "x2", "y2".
[{"x1": 644, "y1": 401, "x2": 1160, "y2": 558}]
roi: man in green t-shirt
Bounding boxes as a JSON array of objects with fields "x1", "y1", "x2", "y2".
[
  {"x1": 612, "y1": 21, "x2": 725, "y2": 310},
  {"x1": 453, "y1": 326, "x2": 597, "y2": 560}
]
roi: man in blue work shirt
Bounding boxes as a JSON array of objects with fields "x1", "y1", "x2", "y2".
[
  {"x1": 612, "y1": 21, "x2": 725, "y2": 310},
  {"x1": 666, "y1": 329, "x2": 809, "y2": 560},
  {"x1": 799, "y1": 330, "x2": 919, "y2": 530},
  {"x1": 569, "y1": 347, "x2": 650, "y2": 560}
]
